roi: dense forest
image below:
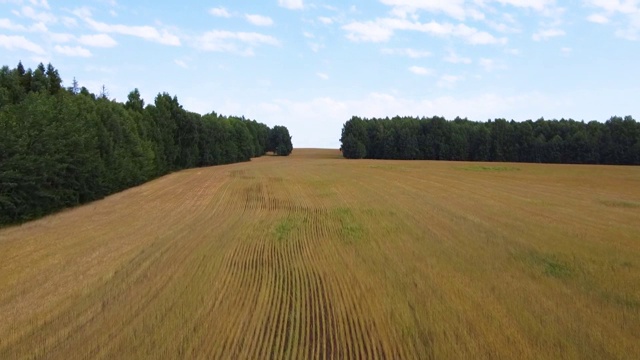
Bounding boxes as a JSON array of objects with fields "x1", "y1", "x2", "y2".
[
  {"x1": 340, "y1": 116, "x2": 640, "y2": 164},
  {"x1": 0, "y1": 62, "x2": 293, "y2": 225}
]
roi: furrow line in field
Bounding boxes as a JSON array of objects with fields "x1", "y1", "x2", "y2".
[
  {"x1": 318, "y1": 271, "x2": 333, "y2": 360},
  {"x1": 287, "y1": 238, "x2": 306, "y2": 359},
  {"x1": 300, "y1": 226, "x2": 330, "y2": 358},
  {"x1": 283, "y1": 239, "x2": 301, "y2": 360},
  {"x1": 2, "y1": 231, "x2": 178, "y2": 357},
  {"x1": 351, "y1": 290, "x2": 370, "y2": 359},
  {"x1": 19, "y1": 215, "x2": 208, "y2": 359},
  {"x1": 204, "y1": 246, "x2": 254, "y2": 355},
  {"x1": 279, "y1": 234, "x2": 298, "y2": 359},
  {"x1": 179, "y1": 192, "x2": 249, "y2": 356},
  {"x1": 252, "y1": 232, "x2": 276, "y2": 360},
  {"x1": 299, "y1": 239, "x2": 315, "y2": 358},
  {"x1": 334, "y1": 248, "x2": 360, "y2": 357},
  {"x1": 0, "y1": 170, "x2": 225, "y2": 352},
  {"x1": 290, "y1": 198, "x2": 328, "y2": 358},
  {"x1": 226, "y1": 238, "x2": 260, "y2": 357},
  {"x1": 319, "y1": 270, "x2": 340, "y2": 359},
  {"x1": 274, "y1": 240, "x2": 291, "y2": 359},
  {"x1": 267, "y1": 236, "x2": 285, "y2": 359},
  {"x1": 244, "y1": 230, "x2": 269, "y2": 356},
  {"x1": 309, "y1": 266, "x2": 323, "y2": 359},
  {"x1": 300, "y1": 222, "x2": 321, "y2": 359},
  {"x1": 242, "y1": 230, "x2": 270, "y2": 357},
  {"x1": 353, "y1": 171, "x2": 438, "y2": 359},
  {"x1": 318, "y1": 218, "x2": 352, "y2": 358},
  {"x1": 94, "y1": 210, "x2": 231, "y2": 355},
  {"x1": 298, "y1": 231, "x2": 315, "y2": 357},
  {"x1": 227, "y1": 233, "x2": 265, "y2": 356}
]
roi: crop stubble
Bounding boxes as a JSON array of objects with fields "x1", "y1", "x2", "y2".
[{"x1": 0, "y1": 149, "x2": 639, "y2": 359}]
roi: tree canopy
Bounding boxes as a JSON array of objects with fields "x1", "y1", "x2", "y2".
[
  {"x1": 340, "y1": 116, "x2": 640, "y2": 165},
  {"x1": 0, "y1": 62, "x2": 292, "y2": 226},
  {"x1": 268, "y1": 125, "x2": 293, "y2": 156}
]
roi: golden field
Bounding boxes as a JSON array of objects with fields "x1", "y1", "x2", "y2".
[{"x1": 0, "y1": 148, "x2": 639, "y2": 359}]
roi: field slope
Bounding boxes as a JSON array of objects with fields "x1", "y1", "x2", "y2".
[{"x1": 1, "y1": 149, "x2": 639, "y2": 359}]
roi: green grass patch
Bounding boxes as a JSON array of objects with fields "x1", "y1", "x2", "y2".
[
  {"x1": 331, "y1": 207, "x2": 364, "y2": 243},
  {"x1": 599, "y1": 292, "x2": 640, "y2": 309},
  {"x1": 273, "y1": 216, "x2": 300, "y2": 241},
  {"x1": 599, "y1": 199, "x2": 640, "y2": 209},
  {"x1": 518, "y1": 250, "x2": 573, "y2": 279}
]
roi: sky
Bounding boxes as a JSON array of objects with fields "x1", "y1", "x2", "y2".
[{"x1": 1, "y1": 0, "x2": 639, "y2": 148}]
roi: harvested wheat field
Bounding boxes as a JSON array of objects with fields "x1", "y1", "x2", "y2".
[{"x1": 1, "y1": 148, "x2": 639, "y2": 359}]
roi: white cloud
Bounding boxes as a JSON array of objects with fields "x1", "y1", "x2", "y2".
[
  {"x1": 317, "y1": 72, "x2": 329, "y2": 80},
  {"x1": 0, "y1": 34, "x2": 45, "y2": 54},
  {"x1": 586, "y1": 13, "x2": 609, "y2": 24},
  {"x1": 62, "y1": 16, "x2": 77, "y2": 27},
  {"x1": 196, "y1": 30, "x2": 279, "y2": 56},
  {"x1": 586, "y1": 0, "x2": 638, "y2": 14},
  {"x1": 209, "y1": 7, "x2": 231, "y2": 18},
  {"x1": 54, "y1": 45, "x2": 92, "y2": 57},
  {"x1": 245, "y1": 14, "x2": 274, "y2": 26},
  {"x1": 73, "y1": 7, "x2": 180, "y2": 46},
  {"x1": 381, "y1": 48, "x2": 431, "y2": 58},
  {"x1": 174, "y1": 59, "x2": 188, "y2": 68},
  {"x1": 560, "y1": 47, "x2": 572, "y2": 55},
  {"x1": 479, "y1": 58, "x2": 493, "y2": 71},
  {"x1": 21, "y1": 5, "x2": 56, "y2": 23},
  {"x1": 78, "y1": 34, "x2": 117, "y2": 47},
  {"x1": 494, "y1": 0, "x2": 555, "y2": 11},
  {"x1": 30, "y1": 22, "x2": 47, "y2": 32},
  {"x1": 343, "y1": 20, "x2": 394, "y2": 42},
  {"x1": 408, "y1": 66, "x2": 434, "y2": 75},
  {"x1": 479, "y1": 58, "x2": 502, "y2": 71},
  {"x1": 585, "y1": 0, "x2": 640, "y2": 40},
  {"x1": 343, "y1": 18, "x2": 507, "y2": 44},
  {"x1": 309, "y1": 42, "x2": 324, "y2": 52},
  {"x1": 614, "y1": 27, "x2": 639, "y2": 40},
  {"x1": 444, "y1": 50, "x2": 472, "y2": 64},
  {"x1": 380, "y1": 0, "x2": 483, "y2": 21},
  {"x1": 318, "y1": 16, "x2": 333, "y2": 24},
  {"x1": 486, "y1": 21, "x2": 520, "y2": 33},
  {"x1": 0, "y1": 18, "x2": 27, "y2": 31},
  {"x1": 532, "y1": 28, "x2": 565, "y2": 41},
  {"x1": 50, "y1": 32, "x2": 74, "y2": 43},
  {"x1": 279, "y1": 0, "x2": 304, "y2": 10},
  {"x1": 437, "y1": 74, "x2": 463, "y2": 88},
  {"x1": 29, "y1": 0, "x2": 50, "y2": 9}
]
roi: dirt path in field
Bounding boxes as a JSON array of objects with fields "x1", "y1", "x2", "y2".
[{"x1": 1, "y1": 149, "x2": 639, "y2": 359}]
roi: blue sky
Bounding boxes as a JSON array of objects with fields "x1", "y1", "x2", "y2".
[{"x1": 1, "y1": 0, "x2": 639, "y2": 148}]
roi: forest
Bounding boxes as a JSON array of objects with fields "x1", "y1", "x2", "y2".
[
  {"x1": 340, "y1": 115, "x2": 640, "y2": 164},
  {"x1": 0, "y1": 62, "x2": 292, "y2": 226}
]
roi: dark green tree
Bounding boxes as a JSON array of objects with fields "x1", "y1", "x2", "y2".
[
  {"x1": 268, "y1": 125, "x2": 293, "y2": 156},
  {"x1": 341, "y1": 133, "x2": 366, "y2": 159},
  {"x1": 0, "y1": 62, "x2": 288, "y2": 226},
  {"x1": 338, "y1": 115, "x2": 640, "y2": 165}
]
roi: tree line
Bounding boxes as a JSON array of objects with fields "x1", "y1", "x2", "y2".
[
  {"x1": 340, "y1": 115, "x2": 640, "y2": 164},
  {"x1": 0, "y1": 62, "x2": 293, "y2": 225}
]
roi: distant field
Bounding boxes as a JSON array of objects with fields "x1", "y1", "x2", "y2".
[{"x1": 1, "y1": 149, "x2": 639, "y2": 359}]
